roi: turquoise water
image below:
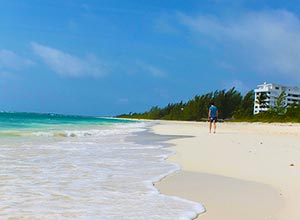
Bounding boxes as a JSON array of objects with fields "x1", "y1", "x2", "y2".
[
  {"x1": 0, "y1": 112, "x2": 133, "y2": 138},
  {"x1": 0, "y1": 112, "x2": 131, "y2": 129},
  {"x1": 0, "y1": 112, "x2": 204, "y2": 219}
]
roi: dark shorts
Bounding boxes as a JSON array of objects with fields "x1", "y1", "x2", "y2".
[{"x1": 209, "y1": 117, "x2": 217, "y2": 122}]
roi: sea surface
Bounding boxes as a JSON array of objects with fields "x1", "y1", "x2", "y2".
[{"x1": 0, "y1": 112, "x2": 204, "y2": 219}]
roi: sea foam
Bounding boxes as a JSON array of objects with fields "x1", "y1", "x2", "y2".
[{"x1": 0, "y1": 121, "x2": 205, "y2": 219}]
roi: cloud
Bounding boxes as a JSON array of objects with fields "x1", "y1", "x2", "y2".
[
  {"x1": 136, "y1": 61, "x2": 167, "y2": 78},
  {"x1": 178, "y1": 10, "x2": 300, "y2": 79},
  {"x1": 0, "y1": 49, "x2": 34, "y2": 71},
  {"x1": 31, "y1": 42, "x2": 107, "y2": 78}
]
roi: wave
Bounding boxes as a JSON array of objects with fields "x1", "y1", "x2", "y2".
[
  {"x1": 0, "y1": 120, "x2": 205, "y2": 219},
  {"x1": 0, "y1": 122, "x2": 147, "y2": 138}
]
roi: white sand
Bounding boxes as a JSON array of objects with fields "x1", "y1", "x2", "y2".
[{"x1": 153, "y1": 121, "x2": 300, "y2": 220}]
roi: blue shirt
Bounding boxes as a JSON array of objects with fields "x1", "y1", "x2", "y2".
[{"x1": 209, "y1": 105, "x2": 218, "y2": 118}]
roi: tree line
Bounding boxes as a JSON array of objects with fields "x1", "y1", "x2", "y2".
[{"x1": 117, "y1": 88, "x2": 300, "y2": 122}]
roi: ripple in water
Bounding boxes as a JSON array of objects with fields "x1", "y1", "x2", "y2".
[{"x1": 0, "y1": 123, "x2": 205, "y2": 219}]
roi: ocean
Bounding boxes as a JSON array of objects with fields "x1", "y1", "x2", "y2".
[{"x1": 0, "y1": 112, "x2": 204, "y2": 219}]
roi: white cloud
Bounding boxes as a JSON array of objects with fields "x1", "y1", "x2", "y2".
[
  {"x1": 0, "y1": 49, "x2": 34, "y2": 71},
  {"x1": 136, "y1": 61, "x2": 167, "y2": 78},
  {"x1": 31, "y1": 42, "x2": 107, "y2": 78},
  {"x1": 178, "y1": 10, "x2": 300, "y2": 79}
]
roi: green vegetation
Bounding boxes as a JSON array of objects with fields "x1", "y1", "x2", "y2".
[{"x1": 118, "y1": 88, "x2": 300, "y2": 123}]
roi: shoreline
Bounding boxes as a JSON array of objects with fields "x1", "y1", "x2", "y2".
[{"x1": 152, "y1": 121, "x2": 300, "y2": 220}]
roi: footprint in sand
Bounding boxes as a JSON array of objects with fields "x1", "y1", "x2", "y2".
[{"x1": 289, "y1": 163, "x2": 300, "y2": 167}]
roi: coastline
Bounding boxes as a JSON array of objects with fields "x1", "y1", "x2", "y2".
[{"x1": 152, "y1": 121, "x2": 300, "y2": 220}]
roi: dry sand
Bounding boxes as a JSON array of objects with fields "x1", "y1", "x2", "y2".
[{"x1": 152, "y1": 121, "x2": 300, "y2": 220}]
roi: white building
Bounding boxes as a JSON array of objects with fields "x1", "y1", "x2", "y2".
[{"x1": 254, "y1": 82, "x2": 300, "y2": 114}]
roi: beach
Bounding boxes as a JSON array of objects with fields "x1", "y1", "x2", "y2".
[
  {"x1": 0, "y1": 113, "x2": 204, "y2": 219},
  {"x1": 153, "y1": 121, "x2": 300, "y2": 220}
]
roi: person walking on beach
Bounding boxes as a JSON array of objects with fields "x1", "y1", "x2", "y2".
[{"x1": 208, "y1": 102, "x2": 218, "y2": 133}]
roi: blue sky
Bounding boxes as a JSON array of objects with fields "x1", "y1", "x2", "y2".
[{"x1": 1, "y1": 0, "x2": 300, "y2": 116}]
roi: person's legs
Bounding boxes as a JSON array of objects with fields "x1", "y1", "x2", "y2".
[
  {"x1": 213, "y1": 121, "x2": 217, "y2": 133},
  {"x1": 209, "y1": 121, "x2": 212, "y2": 133}
]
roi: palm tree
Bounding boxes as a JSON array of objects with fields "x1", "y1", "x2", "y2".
[
  {"x1": 274, "y1": 91, "x2": 287, "y2": 115},
  {"x1": 256, "y1": 92, "x2": 269, "y2": 110}
]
